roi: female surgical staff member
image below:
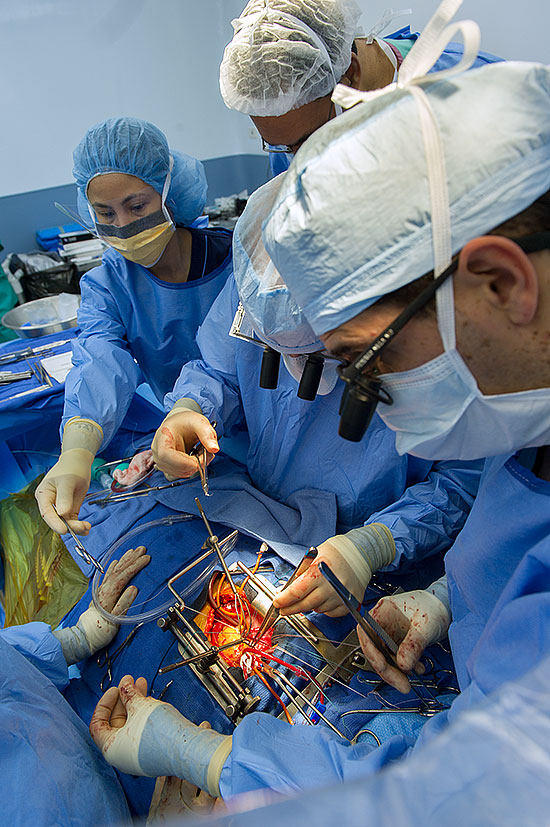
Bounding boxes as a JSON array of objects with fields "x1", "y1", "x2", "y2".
[{"x1": 36, "y1": 117, "x2": 233, "y2": 536}]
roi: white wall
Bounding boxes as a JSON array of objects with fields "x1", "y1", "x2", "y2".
[
  {"x1": 356, "y1": 0, "x2": 549, "y2": 62},
  {"x1": 0, "y1": 0, "x2": 548, "y2": 198},
  {"x1": 0, "y1": 0, "x2": 259, "y2": 197}
]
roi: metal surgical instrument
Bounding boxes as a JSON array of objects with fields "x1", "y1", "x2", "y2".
[
  {"x1": 188, "y1": 421, "x2": 217, "y2": 497},
  {"x1": 52, "y1": 504, "x2": 104, "y2": 573},
  {"x1": 97, "y1": 622, "x2": 144, "y2": 690},
  {"x1": 195, "y1": 497, "x2": 239, "y2": 596},
  {"x1": 251, "y1": 546, "x2": 318, "y2": 644},
  {"x1": 0, "y1": 339, "x2": 71, "y2": 366},
  {"x1": 87, "y1": 479, "x2": 190, "y2": 506},
  {"x1": 0, "y1": 369, "x2": 33, "y2": 383},
  {"x1": 318, "y1": 561, "x2": 437, "y2": 708}
]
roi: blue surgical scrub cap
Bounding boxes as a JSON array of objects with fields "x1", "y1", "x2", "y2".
[{"x1": 73, "y1": 117, "x2": 207, "y2": 226}]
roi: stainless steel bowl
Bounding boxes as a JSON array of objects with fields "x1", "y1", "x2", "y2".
[{"x1": 2, "y1": 295, "x2": 80, "y2": 339}]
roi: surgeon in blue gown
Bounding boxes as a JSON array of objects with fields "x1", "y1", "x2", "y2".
[
  {"x1": 150, "y1": 166, "x2": 481, "y2": 617},
  {"x1": 218, "y1": 0, "x2": 500, "y2": 176},
  {"x1": 87, "y1": 53, "x2": 550, "y2": 816},
  {"x1": 1, "y1": 546, "x2": 149, "y2": 826},
  {"x1": 35, "y1": 117, "x2": 233, "y2": 537}
]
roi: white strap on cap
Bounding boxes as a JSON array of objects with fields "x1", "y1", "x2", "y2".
[
  {"x1": 331, "y1": 0, "x2": 481, "y2": 351},
  {"x1": 364, "y1": 8, "x2": 412, "y2": 43}
]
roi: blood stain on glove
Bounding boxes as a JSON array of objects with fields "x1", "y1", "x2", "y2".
[{"x1": 113, "y1": 450, "x2": 155, "y2": 486}]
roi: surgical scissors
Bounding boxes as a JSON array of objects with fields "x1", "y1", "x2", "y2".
[
  {"x1": 189, "y1": 421, "x2": 217, "y2": 497},
  {"x1": 251, "y1": 547, "x2": 318, "y2": 644},
  {"x1": 52, "y1": 504, "x2": 104, "y2": 573},
  {"x1": 97, "y1": 622, "x2": 144, "y2": 690}
]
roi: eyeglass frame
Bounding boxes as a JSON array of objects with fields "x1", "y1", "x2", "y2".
[{"x1": 338, "y1": 231, "x2": 550, "y2": 397}]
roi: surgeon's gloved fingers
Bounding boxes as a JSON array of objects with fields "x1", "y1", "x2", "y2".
[
  {"x1": 182, "y1": 414, "x2": 219, "y2": 456},
  {"x1": 357, "y1": 625, "x2": 411, "y2": 694},
  {"x1": 113, "y1": 545, "x2": 148, "y2": 573},
  {"x1": 322, "y1": 600, "x2": 349, "y2": 618},
  {"x1": 35, "y1": 487, "x2": 71, "y2": 534},
  {"x1": 370, "y1": 598, "x2": 412, "y2": 646},
  {"x1": 136, "y1": 676, "x2": 148, "y2": 696},
  {"x1": 155, "y1": 448, "x2": 202, "y2": 481},
  {"x1": 90, "y1": 686, "x2": 120, "y2": 746},
  {"x1": 274, "y1": 565, "x2": 323, "y2": 613},
  {"x1": 395, "y1": 623, "x2": 429, "y2": 674},
  {"x1": 98, "y1": 548, "x2": 150, "y2": 612},
  {"x1": 118, "y1": 673, "x2": 149, "y2": 712},
  {"x1": 277, "y1": 586, "x2": 326, "y2": 616},
  {"x1": 110, "y1": 692, "x2": 127, "y2": 729},
  {"x1": 55, "y1": 476, "x2": 86, "y2": 514},
  {"x1": 111, "y1": 585, "x2": 138, "y2": 617}
]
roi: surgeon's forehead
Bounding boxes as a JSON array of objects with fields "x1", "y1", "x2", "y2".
[
  {"x1": 251, "y1": 94, "x2": 333, "y2": 146},
  {"x1": 321, "y1": 304, "x2": 397, "y2": 359},
  {"x1": 87, "y1": 173, "x2": 155, "y2": 204}
]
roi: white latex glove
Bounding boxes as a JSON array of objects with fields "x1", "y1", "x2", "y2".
[
  {"x1": 53, "y1": 546, "x2": 150, "y2": 664},
  {"x1": 36, "y1": 416, "x2": 103, "y2": 535},
  {"x1": 90, "y1": 675, "x2": 232, "y2": 797},
  {"x1": 273, "y1": 524, "x2": 395, "y2": 618},
  {"x1": 151, "y1": 399, "x2": 219, "y2": 482},
  {"x1": 357, "y1": 579, "x2": 451, "y2": 694}
]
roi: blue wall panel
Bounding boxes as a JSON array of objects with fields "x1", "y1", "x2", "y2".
[{"x1": 0, "y1": 154, "x2": 270, "y2": 255}]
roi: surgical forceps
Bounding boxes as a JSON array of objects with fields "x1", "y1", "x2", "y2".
[
  {"x1": 188, "y1": 421, "x2": 217, "y2": 497},
  {"x1": 0, "y1": 369, "x2": 33, "y2": 383},
  {"x1": 52, "y1": 504, "x2": 104, "y2": 573},
  {"x1": 318, "y1": 561, "x2": 439, "y2": 709},
  {"x1": 251, "y1": 546, "x2": 318, "y2": 644},
  {"x1": 97, "y1": 622, "x2": 144, "y2": 690},
  {"x1": 0, "y1": 339, "x2": 71, "y2": 366}
]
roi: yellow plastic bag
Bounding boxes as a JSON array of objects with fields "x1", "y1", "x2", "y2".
[{"x1": 0, "y1": 475, "x2": 88, "y2": 628}]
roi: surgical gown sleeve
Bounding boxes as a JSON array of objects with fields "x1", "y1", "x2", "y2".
[
  {"x1": 0, "y1": 633, "x2": 130, "y2": 826},
  {"x1": 0, "y1": 622, "x2": 69, "y2": 689},
  {"x1": 362, "y1": 459, "x2": 482, "y2": 570},
  {"x1": 216, "y1": 656, "x2": 550, "y2": 821},
  {"x1": 164, "y1": 277, "x2": 244, "y2": 437},
  {"x1": 62, "y1": 266, "x2": 142, "y2": 446}
]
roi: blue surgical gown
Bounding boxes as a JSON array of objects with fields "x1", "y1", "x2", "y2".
[
  {"x1": 62, "y1": 227, "x2": 233, "y2": 446},
  {"x1": 218, "y1": 451, "x2": 550, "y2": 796},
  {"x1": 0, "y1": 623, "x2": 130, "y2": 826},
  {"x1": 167, "y1": 276, "x2": 480, "y2": 567}
]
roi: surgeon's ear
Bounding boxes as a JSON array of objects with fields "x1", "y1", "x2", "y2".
[
  {"x1": 341, "y1": 52, "x2": 362, "y2": 88},
  {"x1": 457, "y1": 236, "x2": 539, "y2": 325}
]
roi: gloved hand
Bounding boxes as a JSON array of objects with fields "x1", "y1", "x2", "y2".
[
  {"x1": 357, "y1": 576, "x2": 452, "y2": 694},
  {"x1": 151, "y1": 399, "x2": 219, "y2": 482},
  {"x1": 36, "y1": 416, "x2": 103, "y2": 535},
  {"x1": 273, "y1": 523, "x2": 396, "y2": 618},
  {"x1": 90, "y1": 675, "x2": 232, "y2": 797},
  {"x1": 53, "y1": 546, "x2": 150, "y2": 664}
]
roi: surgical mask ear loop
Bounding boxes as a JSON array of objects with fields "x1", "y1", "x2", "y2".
[{"x1": 160, "y1": 154, "x2": 175, "y2": 227}]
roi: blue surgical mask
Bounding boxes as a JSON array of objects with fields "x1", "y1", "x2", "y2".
[{"x1": 377, "y1": 278, "x2": 550, "y2": 460}]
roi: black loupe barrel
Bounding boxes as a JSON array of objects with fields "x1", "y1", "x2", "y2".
[
  {"x1": 338, "y1": 385, "x2": 378, "y2": 442},
  {"x1": 297, "y1": 354, "x2": 325, "y2": 400},
  {"x1": 259, "y1": 346, "x2": 281, "y2": 389}
]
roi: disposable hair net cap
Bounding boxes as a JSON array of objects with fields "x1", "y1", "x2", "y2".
[
  {"x1": 264, "y1": 61, "x2": 550, "y2": 335},
  {"x1": 220, "y1": 0, "x2": 362, "y2": 116},
  {"x1": 73, "y1": 117, "x2": 207, "y2": 227},
  {"x1": 233, "y1": 175, "x2": 322, "y2": 354}
]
